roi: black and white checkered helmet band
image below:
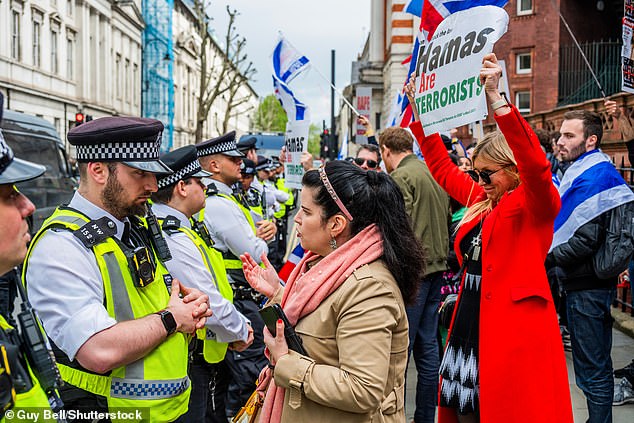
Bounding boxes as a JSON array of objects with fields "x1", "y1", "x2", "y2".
[
  {"x1": 0, "y1": 130, "x2": 15, "y2": 174},
  {"x1": 157, "y1": 159, "x2": 203, "y2": 189},
  {"x1": 197, "y1": 140, "x2": 237, "y2": 157},
  {"x1": 75, "y1": 138, "x2": 162, "y2": 162}
]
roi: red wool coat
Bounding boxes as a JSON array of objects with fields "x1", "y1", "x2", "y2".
[{"x1": 411, "y1": 106, "x2": 573, "y2": 423}]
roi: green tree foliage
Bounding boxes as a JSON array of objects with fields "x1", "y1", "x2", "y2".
[
  {"x1": 307, "y1": 124, "x2": 320, "y2": 157},
  {"x1": 253, "y1": 95, "x2": 287, "y2": 132}
]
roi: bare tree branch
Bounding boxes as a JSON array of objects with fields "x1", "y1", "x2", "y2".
[{"x1": 193, "y1": 2, "x2": 256, "y2": 141}]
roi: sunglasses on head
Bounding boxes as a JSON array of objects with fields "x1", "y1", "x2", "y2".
[
  {"x1": 353, "y1": 157, "x2": 378, "y2": 169},
  {"x1": 466, "y1": 164, "x2": 512, "y2": 185}
]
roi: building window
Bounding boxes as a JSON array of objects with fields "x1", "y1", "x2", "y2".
[
  {"x1": 66, "y1": 37, "x2": 74, "y2": 79},
  {"x1": 33, "y1": 21, "x2": 41, "y2": 67},
  {"x1": 125, "y1": 59, "x2": 130, "y2": 104},
  {"x1": 517, "y1": 0, "x2": 533, "y2": 15},
  {"x1": 133, "y1": 63, "x2": 139, "y2": 106},
  {"x1": 51, "y1": 31, "x2": 58, "y2": 74},
  {"x1": 116, "y1": 54, "x2": 122, "y2": 99},
  {"x1": 11, "y1": 11, "x2": 21, "y2": 60},
  {"x1": 515, "y1": 91, "x2": 531, "y2": 113},
  {"x1": 516, "y1": 52, "x2": 531, "y2": 74}
]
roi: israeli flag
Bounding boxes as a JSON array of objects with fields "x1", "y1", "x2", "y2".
[
  {"x1": 272, "y1": 37, "x2": 310, "y2": 84},
  {"x1": 273, "y1": 76, "x2": 308, "y2": 122},
  {"x1": 551, "y1": 149, "x2": 634, "y2": 251}
]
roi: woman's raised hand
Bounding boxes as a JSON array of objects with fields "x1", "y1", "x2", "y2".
[
  {"x1": 240, "y1": 252, "x2": 281, "y2": 298},
  {"x1": 479, "y1": 53, "x2": 503, "y2": 100},
  {"x1": 404, "y1": 73, "x2": 421, "y2": 122}
]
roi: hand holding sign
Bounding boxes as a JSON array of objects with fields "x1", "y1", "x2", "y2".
[
  {"x1": 479, "y1": 53, "x2": 503, "y2": 95},
  {"x1": 405, "y1": 74, "x2": 421, "y2": 123}
]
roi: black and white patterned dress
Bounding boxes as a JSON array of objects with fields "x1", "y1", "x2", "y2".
[{"x1": 439, "y1": 221, "x2": 483, "y2": 415}]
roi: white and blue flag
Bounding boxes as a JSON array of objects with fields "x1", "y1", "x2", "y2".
[
  {"x1": 551, "y1": 149, "x2": 634, "y2": 251},
  {"x1": 273, "y1": 76, "x2": 308, "y2": 121},
  {"x1": 272, "y1": 35, "x2": 310, "y2": 122},
  {"x1": 272, "y1": 37, "x2": 310, "y2": 84}
]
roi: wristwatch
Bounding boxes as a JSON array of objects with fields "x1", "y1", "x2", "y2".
[{"x1": 156, "y1": 309, "x2": 177, "y2": 336}]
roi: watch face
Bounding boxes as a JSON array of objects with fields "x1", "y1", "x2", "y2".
[{"x1": 160, "y1": 310, "x2": 177, "y2": 335}]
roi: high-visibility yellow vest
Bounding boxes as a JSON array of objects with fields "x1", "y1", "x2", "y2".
[
  {"x1": 0, "y1": 315, "x2": 52, "y2": 423},
  {"x1": 23, "y1": 207, "x2": 190, "y2": 423},
  {"x1": 199, "y1": 193, "x2": 257, "y2": 270},
  {"x1": 274, "y1": 178, "x2": 294, "y2": 219},
  {"x1": 159, "y1": 217, "x2": 234, "y2": 364}
]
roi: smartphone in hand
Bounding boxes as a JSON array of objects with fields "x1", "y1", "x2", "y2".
[{"x1": 259, "y1": 304, "x2": 308, "y2": 356}]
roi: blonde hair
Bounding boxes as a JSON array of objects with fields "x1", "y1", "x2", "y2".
[{"x1": 459, "y1": 130, "x2": 520, "y2": 226}]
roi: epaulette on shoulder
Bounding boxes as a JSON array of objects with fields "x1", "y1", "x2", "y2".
[
  {"x1": 206, "y1": 183, "x2": 219, "y2": 196},
  {"x1": 73, "y1": 216, "x2": 117, "y2": 248},
  {"x1": 160, "y1": 215, "x2": 181, "y2": 235}
]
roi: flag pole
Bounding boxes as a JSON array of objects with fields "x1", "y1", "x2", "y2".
[
  {"x1": 281, "y1": 34, "x2": 362, "y2": 116},
  {"x1": 547, "y1": 0, "x2": 606, "y2": 99}
]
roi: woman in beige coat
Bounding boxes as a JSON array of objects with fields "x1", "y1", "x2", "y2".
[{"x1": 241, "y1": 160, "x2": 426, "y2": 423}]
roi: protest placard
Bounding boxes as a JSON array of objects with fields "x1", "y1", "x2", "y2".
[
  {"x1": 284, "y1": 120, "x2": 310, "y2": 189},
  {"x1": 413, "y1": 6, "x2": 508, "y2": 134},
  {"x1": 355, "y1": 86, "x2": 372, "y2": 143},
  {"x1": 623, "y1": 17, "x2": 634, "y2": 94}
]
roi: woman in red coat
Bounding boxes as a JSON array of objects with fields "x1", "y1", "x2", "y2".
[{"x1": 405, "y1": 54, "x2": 573, "y2": 423}]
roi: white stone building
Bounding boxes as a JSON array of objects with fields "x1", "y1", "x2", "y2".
[{"x1": 0, "y1": 0, "x2": 257, "y2": 151}]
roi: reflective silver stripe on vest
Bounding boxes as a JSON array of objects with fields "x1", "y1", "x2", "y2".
[
  {"x1": 102, "y1": 251, "x2": 145, "y2": 379},
  {"x1": 110, "y1": 376, "x2": 190, "y2": 399}
]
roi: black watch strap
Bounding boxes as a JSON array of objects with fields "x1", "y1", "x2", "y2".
[{"x1": 156, "y1": 309, "x2": 177, "y2": 336}]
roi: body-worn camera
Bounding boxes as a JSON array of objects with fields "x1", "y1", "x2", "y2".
[
  {"x1": 129, "y1": 246, "x2": 155, "y2": 287},
  {"x1": 192, "y1": 220, "x2": 213, "y2": 247}
]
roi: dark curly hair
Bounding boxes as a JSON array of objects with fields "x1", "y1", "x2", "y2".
[{"x1": 302, "y1": 161, "x2": 425, "y2": 304}]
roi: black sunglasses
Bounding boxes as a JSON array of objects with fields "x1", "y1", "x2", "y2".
[
  {"x1": 353, "y1": 157, "x2": 379, "y2": 169},
  {"x1": 466, "y1": 164, "x2": 512, "y2": 185}
]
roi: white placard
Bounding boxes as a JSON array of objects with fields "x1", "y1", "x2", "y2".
[
  {"x1": 413, "y1": 6, "x2": 509, "y2": 134},
  {"x1": 284, "y1": 120, "x2": 310, "y2": 189}
]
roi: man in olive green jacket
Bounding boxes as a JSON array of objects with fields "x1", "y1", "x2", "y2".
[{"x1": 380, "y1": 127, "x2": 450, "y2": 423}]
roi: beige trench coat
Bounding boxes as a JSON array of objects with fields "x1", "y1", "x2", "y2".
[{"x1": 257, "y1": 259, "x2": 409, "y2": 423}]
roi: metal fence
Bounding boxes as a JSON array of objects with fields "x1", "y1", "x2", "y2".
[{"x1": 558, "y1": 40, "x2": 622, "y2": 106}]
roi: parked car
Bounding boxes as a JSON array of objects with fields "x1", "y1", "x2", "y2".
[{"x1": 0, "y1": 110, "x2": 77, "y2": 232}]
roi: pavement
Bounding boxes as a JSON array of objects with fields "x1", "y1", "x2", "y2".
[{"x1": 405, "y1": 307, "x2": 634, "y2": 422}]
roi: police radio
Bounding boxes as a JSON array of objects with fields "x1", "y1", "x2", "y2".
[
  {"x1": 15, "y1": 280, "x2": 66, "y2": 417},
  {"x1": 145, "y1": 202, "x2": 172, "y2": 262},
  {"x1": 192, "y1": 220, "x2": 214, "y2": 248}
]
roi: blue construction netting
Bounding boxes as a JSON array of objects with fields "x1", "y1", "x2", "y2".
[{"x1": 142, "y1": 0, "x2": 174, "y2": 152}]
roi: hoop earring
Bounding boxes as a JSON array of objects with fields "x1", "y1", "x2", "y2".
[{"x1": 329, "y1": 237, "x2": 338, "y2": 250}]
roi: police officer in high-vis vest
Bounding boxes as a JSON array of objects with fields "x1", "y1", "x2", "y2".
[
  {"x1": 0, "y1": 92, "x2": 60, "y2": 421},
  {"x1": 149, "y1": 146, "x2": 253, "y2": 423},
  {"x1": 195, "y1": 132, "x2": 274, "y2": 418},
  {"x1": 23, "y1": 117, "x2": 212, "y2": 422}
]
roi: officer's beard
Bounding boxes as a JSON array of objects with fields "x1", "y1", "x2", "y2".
[{"x1": 102, "y1": 168, "x2": 147, "y2": 220}]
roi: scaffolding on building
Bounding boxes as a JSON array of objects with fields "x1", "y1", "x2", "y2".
[{"x1": 142, "y1": 0, "x2": 174, "y2": 151}]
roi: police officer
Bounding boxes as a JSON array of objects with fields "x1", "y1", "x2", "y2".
[
  {"x1": 195, "y1": 132, "x2": 274, "y2": 418},
  {"x1": 150, "y1": 146, "x2": 253, "y2": 423},
  {"x1": 0, "y1": 92, "x2": 57, "y2": 420},
  {"x1": 23, "y1": 117, "x2": 211, "y2": 422}
]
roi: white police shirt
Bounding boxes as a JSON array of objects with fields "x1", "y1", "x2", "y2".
[
  {"x1": 152, "y1": 203, "x2": 249, "y2": 343},
  {"x1": 26, "y1": 192, "x2": 123, "y2": 360},
  {"x1": 198, "y1": 180, "x2": 268, "y2": 262}
]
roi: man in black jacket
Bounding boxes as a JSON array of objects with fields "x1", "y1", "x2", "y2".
[{"x1": 546, "y1": 110, "x2": 634, "y2": 423}]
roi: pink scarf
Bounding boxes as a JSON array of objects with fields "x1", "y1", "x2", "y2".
[{"x1": 257, "y1": 224, "x2": 384, "y2": 422}]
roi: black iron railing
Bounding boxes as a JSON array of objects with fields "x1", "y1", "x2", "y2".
[{"x1": 559, "y1": 40, "x2": 622, "y2": 106}]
